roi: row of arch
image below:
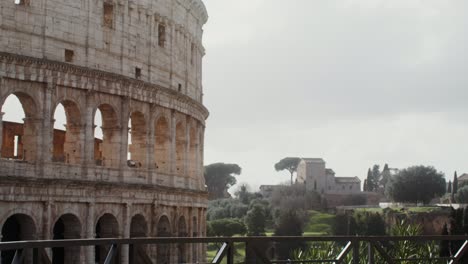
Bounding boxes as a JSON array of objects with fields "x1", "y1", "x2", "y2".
[
  {"x1": 0, "y1": 90, "x2": 204, "y2": 177},
  {"x1": 1, "y1": 212, "x2": 199, "y2": 264}
]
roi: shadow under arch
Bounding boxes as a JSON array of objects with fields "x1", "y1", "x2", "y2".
[
  {"x1": 177, "y1": 216, "x2": 188, "y2": 263},
  {"x1": 157, "y1": 215, "x2": 172, "y2": 264},
  {"x1": 129, "y1": 214, "x2": 149, "y2": 264},
  {"x1": 95, "y1": 213, "x2": 120, "y2": 264},
  {"x1": 52, "y1": 213, "x2": 82, "y2": 264},
  {"x1": 1, "y1": 213, "x2": 36, "y2": 263}
]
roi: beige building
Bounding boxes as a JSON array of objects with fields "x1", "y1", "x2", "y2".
[
  {"x1": 0, "y1": 0, "x2": 209, "y2": 263},
  {"x1": 297, "y1": 158, "x2": 361, "y2": 194}
]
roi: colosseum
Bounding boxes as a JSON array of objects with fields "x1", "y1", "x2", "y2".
[{"x1": 0, "y1": 0, "x2": 209, "y2": 263}]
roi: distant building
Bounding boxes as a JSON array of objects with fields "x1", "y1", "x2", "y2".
[
  {"x1": 457, "y1": 173, "x2": 468, "y2": 188},
  {"x1": 296, "y1": 158, "x2": 361, "y2": 194},
  {"x1": 259, "y1": 185, "x2": 284, "y2": 198}
]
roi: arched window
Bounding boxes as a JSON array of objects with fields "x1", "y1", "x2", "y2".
[
  {"x1": 52, "y1": 101, "x2": 82, "y2": 164},
  {"x1": 94, "y1": 105, "x2": 119, "y2": 168},
  {"x1": 154, "y1": 117, "x2": 170, "y2": 173},
  {"x1": 175, "y1": 122, "x2": 186, "y2": 175},
  {"x1": 188, "y1": 126, "x2": 198, "y2": 177},
  {"x1": 1, "y1": 93, "x2": 38, "y2": 162},
  {"x1": 127, "y1": 112, "x2": 147, "y2": 168}
]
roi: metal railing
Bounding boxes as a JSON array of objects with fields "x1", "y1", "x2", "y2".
[{"x1": 1, "y1": 235, "x2": 468, "y2": 264}]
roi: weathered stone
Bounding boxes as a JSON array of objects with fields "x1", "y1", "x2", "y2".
[{"x1": 0, "y1": 0, "x2": 208, "y2": 263}]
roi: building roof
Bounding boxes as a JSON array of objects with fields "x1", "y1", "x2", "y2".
[
  {"x1": 458, "y1": 173, "x2": 468, "y2": 181},
  {"x1": 326, "y1": 168, "x2": 335, "y2": 175},
  {"x1": 301, "y1": 158, "x2": 325, "y2": 163},
  {"x1": 335, "y1": 177, "x2": 361, "y2": 183}
]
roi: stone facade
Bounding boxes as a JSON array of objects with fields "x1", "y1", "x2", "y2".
[
  {"x1": 0, "y1": 0, "x2": 209, "y2": 263},
  {"x1": 297, "y1": 158, "x2": 361, "y2": 194}
]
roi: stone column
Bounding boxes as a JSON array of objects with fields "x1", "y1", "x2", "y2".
[
  {"x1": 147, "y1": 106, "x2": 156, "y2": 184},
  {"x1": 84, "y1": 92, "x2": 96, "y2": 172},
  {"x1": 187, "y1": 207, "x2": 193, "y2": 262},
  {"x1": 199, "y1": 126, "x2": 206, "y2": 189},
  {"x1": 119, "y1": 98, "x2": 130, "y2": 181},
  {"x1": 86, "y1": 202, "x2": 95, "y2": 263},
  {"x1": 197, "y1": 208, "x2": 203, "y2": 259},
  {"x1": 184, "y1": 121, "x2": 190, "y2": 179},
  {"x1": 0, "y1": 112, "x2": 4, "y2": 153},
  {"x1": 43, "y1": 201, "x2": 53, "y2": 259},
  {"x1": 39, "y1": 83, "x2": 54, "y2": 165},
  {"x1": 121, "y1": 203, "x2": 131, "y2": 264},
  {"x1": 170, "y1": 111, "x2": 176, "y2": 184}
]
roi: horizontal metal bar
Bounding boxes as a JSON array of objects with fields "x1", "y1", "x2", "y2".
[{"x1": 0, "y1": 235, "x2": 467, "y2": 251}]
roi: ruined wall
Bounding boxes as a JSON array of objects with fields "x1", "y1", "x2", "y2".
[{"x1": 0, "y1": 0, "x2": 209, "y2": 263}]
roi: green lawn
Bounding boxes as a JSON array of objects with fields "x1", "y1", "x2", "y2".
[{"x1": 304, "y1": 210, "x2": 336, "y2": 235}]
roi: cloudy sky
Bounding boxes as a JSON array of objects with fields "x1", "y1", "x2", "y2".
[{"x1": 201, "y1": 0, "x2": 468, "y2": 190}]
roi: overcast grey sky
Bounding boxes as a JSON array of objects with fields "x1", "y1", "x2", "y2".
[{"x1": 202, "y1": 0, "x2": 468, "y2": 190}]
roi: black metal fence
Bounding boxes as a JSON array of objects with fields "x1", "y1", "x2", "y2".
[{"x1": 1, "y1": 235, "x2": 468, "y2": 264}]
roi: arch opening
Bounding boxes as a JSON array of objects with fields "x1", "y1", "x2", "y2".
[
  {"x1": 127, "y1": 112, "x2": 147, "y2": 168},
  {"x1": 175, "y1": 122, "x2": 186, "y2": 175},
  {"x1": 95, "y1": 214, "x2": 120, "y2": 264},
  {"x1": 192, "y1": 216, "x2": 198, "y2": 263},
  {"x1": 177, "y1": 216, "x2": 188, "y2": 263},
  {"x1": 154, "y1": 117, "x2": 170, "y2": 173},
  {"x1": 157, "y1": 216, "x2": 171, "y2": 264},
  {"x1": 52, "y1": 214, "x2": 82, "y2": 264},
  {"x1": 188, "y1": 126, "x2": 198, "y2": 178},
  {"x1": 129, "y1": 214, "x2": 149, "y2": 264},
  {"x1": 1, "y1": 94, "x2": 39, "y2": 162},
  {"x1": 52, "y1": 101, "x2": 82, "y2": 164},
  {"x1": 94, "y1": 105, "x2": 120, "y2": 168},
  {"x1": 1, "y1": 214, "x2": 36, "y2": 263}
]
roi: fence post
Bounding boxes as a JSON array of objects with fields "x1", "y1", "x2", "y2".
[
  {"x1": 226, "y1": 242, "x2": 234, "y2": 264},
  {"x1": 353, "y1": 241, "x2": 360, "y2": 264},
  {"x1": 367, "y1": 242, "x2": 374, "y2": 264}
]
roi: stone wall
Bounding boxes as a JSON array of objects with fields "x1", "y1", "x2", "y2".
[{"x1": 0, "y1": 0, "x2": 209, "y2": 263}]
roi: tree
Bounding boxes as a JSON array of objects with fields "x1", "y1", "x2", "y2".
[
  {"x1": 363, "y1": 179, "x2": 368, "y2": 192},
  {"x1": 244, "y1": 204, "x2": 267, "y2": 236},
  {"x1": 455, "y1": 186, "x2": 468, "y2": 204},
  {"x1": 372, "y1": 164, "x2": 381, "y2": 189},
  {"x1": 235, "y1": 184, "x2": 260, "y2": 205},
  {"x1": 274, "y1": 209, "x2": 307, "y2": 258},
  {"x1": 207, "y1": 218, "x2": 246, "y2": 237},
  {"x1": 448, "y1": 181, "x2": 452, "y2": 194},
  {"x1": 381, "y1": 164, "x2": 391, "y2": 188},
  {"x1": 385, "y1": 165, "x2": 446, "y2": 204},
  {"x1": 204, "y1": 163, "x2": 241, "y2": 200},
  {"x1": 454, "y1": 171, "x2": 459, "y2": 194},
  {"x1": 366, "y1": 168, "x2": 374, "y2": 192},
  {"x1": 207, "y1": 199, "x2": 248, "y2": 221},
  {"x1": 274, "y1": 157, "x2": 301, "y2": 185}
]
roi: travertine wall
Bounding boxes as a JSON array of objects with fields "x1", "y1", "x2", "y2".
[{"x1": 0, "y1": 0, "x2": 209, "y2": 263}]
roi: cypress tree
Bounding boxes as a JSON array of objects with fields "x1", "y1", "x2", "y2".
[
  {"x1": 448, "y1": 181, "x2": 452, "y2": 193},
  {"x1": 454, "y1": 171, "x2": 459, "y2": 194},
  {"x1": 366, "y1": 168, "x2": 373, "y2": 192},
  {"x1": 363, "y1": 179, "x2": 368, "y2": 192}
]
